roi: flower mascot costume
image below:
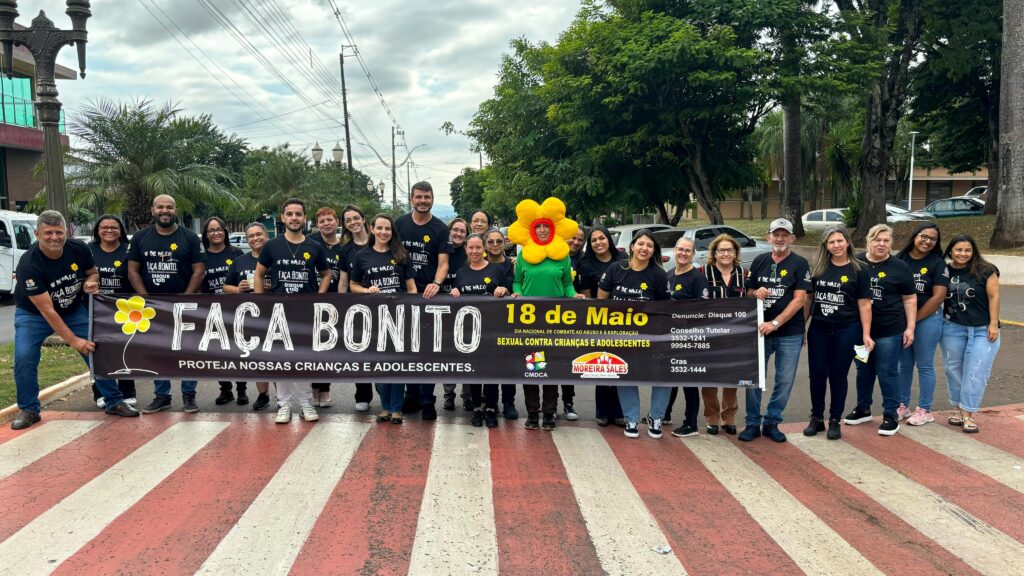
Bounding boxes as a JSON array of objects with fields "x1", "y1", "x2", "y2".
[{"x1": 508, "y1": 197, "x2": 580, "y2": 430}]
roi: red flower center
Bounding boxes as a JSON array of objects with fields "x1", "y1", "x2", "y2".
[
  {"x1": 530, "y1": 218, "x2": 555, "y2": 246},
  {"x1": 129, "y1": 310, "x2": 143, "y2": 323}
]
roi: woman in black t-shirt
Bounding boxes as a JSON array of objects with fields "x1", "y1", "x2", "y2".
[
  {"x1": 484, "y1": 228, "x2": 519, "y2": 419},
  {"x1": 442, "y1": 219, "x2": 470, "y2": 411},
  {"x1": 223, "y1": 222, "x2": 273, "y2": 411},
  {"x1": 202, "y1": 216, "x2": 247, "y2": 406},
  {"x1": 802, "y1": 227, "x2": 872, "y2": 440},
  {"x1": 896, "y1": 223, "x2": 949, "y2": 426},
  {"x1": 580, "y1": 224, "x2": 627, "y2": 426},
  {"x1": 337, "y1": 204, "x2": 375, "y2": 412},
  {"x1": 699, "y1": 234, "x2": 748, "y2": 436},
  {"x1": 666, "y1": 236, "x2": 709, "y2": 437},
  {"x1": 597, "y1": 230, "x2": 671, "y2": 439},
  {"x1": 940, "y1": 234, "x2": 1001, "y2": 433},
  {"x1": 351, "y1": 214, "x2": 417, "y2": 424},
  {"x1": 450, "y1": 234, "x2": 508, "y2": 428},
  {"x1": 88, "y1": 215, "x2": 136, "y2": 408}
]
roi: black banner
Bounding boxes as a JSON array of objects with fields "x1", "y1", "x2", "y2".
[{"x1": 90, "y1": 294, "x2": 764, "y2": 388}]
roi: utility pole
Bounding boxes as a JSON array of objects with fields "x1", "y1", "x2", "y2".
[
  {"x1": 338, "y1": 47, "x2": 353, "y2": 181},
  {"x1": 391, "y1": 126, "x2": 398, "y2": 209},
  {"x1": 407, "y1": 160, "x2": 411, "y2": 194}
]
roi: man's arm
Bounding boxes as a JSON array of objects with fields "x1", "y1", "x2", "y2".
[
  {"x1": 317, "y1": 268, "x2": 332, "y2": 293},
  {"x1": 184, "y1": 263, "x2": 205, "y2": 294},
  {"x1": 127, "y1": 261, "x2": 148, "y2": 294},
  {"x1": 27, "y1": 294, "x2": 94, "y2": 354},
  {"x1": 423, "y1": 253, "x2": 449, "y2": 298}
]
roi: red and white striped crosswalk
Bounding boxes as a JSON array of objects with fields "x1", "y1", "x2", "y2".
[{"x1": 1, "y1": 406, "x2": 1023, "y2": 575}]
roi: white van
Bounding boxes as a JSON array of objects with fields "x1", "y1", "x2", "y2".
[{"x1": 0, "y1": 210, "x2": 38, "y2": 296}]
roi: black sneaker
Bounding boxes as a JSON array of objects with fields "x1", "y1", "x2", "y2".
[
  {"x1": 706, "y1": 424, "x2": 720, "y2": 435},
  {"x1": 462, "y1": 394, "x2": 474, "y2": 412},
  {"x1": 827, "y1": 418, "x2": 842, "y2": 440},
  {"x1": 484, "y1": 410, "x2": 499, "y2": 428},
  {"x1": 624, "y1": 422, "x2": 640, "y2": 438},
  {"x1": 182, "y1": 394, "x2": 200, "y2": 413},
  {"x1": 762, "y1": 423, "x2": 787, "y2": 442},
  {"x1": 252, "y1": 393, "x2": 270, "y2": 411},
  {"x1": 142, "y1": 396, "x2": 172, "y2": 413},
  {"x1": 442, "y1": 392, "x2": 456, "y2": 411},
  {"x1": 236, "y1": 391, "x2": 249, "y2": 405},
  {"x1": 470, "y1": 410, "x2": 484, "y2": 427},
  {"x1": 662, "y1": 413, "x2": 672, "y2": 425},
  {"x1": 106, "y1": 402, "x2": 140, "y2": 418},
  {"x1": 503, "y1": 404, "x2": 519, "y2": 420},
  {"x1": 738, "y1": 425, "x2": 762, "y2": 442},
  {"x1": 671, "y1": 423, "x2": 698, "y2": 437},
  {"x1": 541, "y1": 413, "x2": 556, "y2": 431},
  {"x1": 596, "y1": 417, "x2": 610, "y2": 427},
  {"x1": 613, "y1": 417, "x2": 627, "y2": 428},
  {"x1": 10, "y1": 410, "x2": 41, "y2": 430},
  {"x1": 878, "y1": 416, "x2": 900, "y2": 436},
  {"x1": 524, "y1": 412, "x2": 540, "y2": 430},
  {"x1": 645, "y1": 415, "x2": 663, "y2": 439},
  {"x1": 722, "y1": 424, "x2": 738, "y2": 435},
  {"x1": 421, "y1": 404, "x2": 438, "y2": 421},
  {"x1": 843, "y1": 407, "x2": 872, "y2": 425},
  {"x1": 215, "y1": 390, "x2": 234, "y2": 405},
  {"x1": 803, "y1": 417, "x2": 825, "y2": 437}
]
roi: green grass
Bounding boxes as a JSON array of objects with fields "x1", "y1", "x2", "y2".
[
  {"x1": 678, "y1": 215, "x2": 1023, "y2": 256},
  {"x1": 0, "y1": 342, "x2": 88, "y2": 408}
]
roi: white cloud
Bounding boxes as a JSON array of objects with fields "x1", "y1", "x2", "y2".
[{"x1": 14, "y1": 0, "x2": 580, "y2": 206}]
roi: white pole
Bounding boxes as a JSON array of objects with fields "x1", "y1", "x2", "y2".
[{"x1": 907, "y1": 131, "x2": 919, "y2": 210}]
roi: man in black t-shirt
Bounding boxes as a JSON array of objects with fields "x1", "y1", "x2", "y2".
[
  {"x1": 308, "y1": 207, "x2": 349, "y2": 408},
  {"x1": 11, "y1": 211, "x2": 138, "y2": 430},
  {"x1": 740, "y1": 218, "x2": 812, "y2": 443},
  {"x1": 255, "y1": 198, "x2": 331, "y2": 424},
  {"x1": 127, "y1": 194, "x2": 207, "y2": 414},
  {"x1": 394, "y1": 181, "x2": 453, "y2": 420}
]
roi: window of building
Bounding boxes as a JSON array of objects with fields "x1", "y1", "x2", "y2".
[
  {"x1": 1, "y1": 76, "x2": 34, "y2": 128},
  {"x1": 926, "y1": 181, "x2": 952, "y2": 203}
]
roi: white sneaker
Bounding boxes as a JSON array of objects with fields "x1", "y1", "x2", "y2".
[
  {"x1": 275, "y1": 405, "x2": 292, "y2": 424},
  {"x1": 124, "y1": 397, "x2": 137, "y2": 407},
  {"x1": 907, "y1": 407, "x2": 934, "y2": 426},
  {"x1": 897, "y1": 403, "x2": 912, "y2": 420},
  {"x1": 354, "y1": 402, "x2": 370, "y2": 412},
  {"x1": 95, "y1": 398, "x2": 106, "y2": 409},
  {"x1": 301, "y1": 404, "x2": 319, "y2": 422}
]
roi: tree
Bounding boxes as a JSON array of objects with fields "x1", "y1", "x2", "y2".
[
  {"x1": 449, "y1": 167, "x2": 486, "y2": 219},
  {"x1": 911, "y1": 0, "x2": 1001, "y2": 215},
  {"x1": 991, "y1": 0, "x2": 1024, "y2": 248},
  {"x1": 62, "y1": 99, "x2": 238, "y2": 230},
  {"x1": 834, "y1": 0, "x2": 925, "y2": 242}
]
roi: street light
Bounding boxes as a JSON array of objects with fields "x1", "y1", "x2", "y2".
[
  {"x1": 311, "y1": 141, "x2": 323, "y2": 166},
  {"x1": 0, "y1": 0, "x2": 92, "y2": 216},
  {"x1": 377, "y1": 179, "x2": 385, "y2": 200},
  {"x1": 331, "y1": 142, "x2": 343, "y2": 167},
  {"x1": 907, "y1": 131, "x2": 920, "y2": 210}
]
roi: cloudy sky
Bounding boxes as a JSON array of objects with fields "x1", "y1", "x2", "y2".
[{"x1": 16, "y1": 0, "x2": 583, "y2": 208}]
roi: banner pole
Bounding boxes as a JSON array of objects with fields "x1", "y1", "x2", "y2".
[{"x1": 756, "y1": 298, "x2": 766, "y2": 391}]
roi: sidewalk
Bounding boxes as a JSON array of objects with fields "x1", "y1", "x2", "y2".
[{"x1": 1, "y1": 407, "x2": 1023, "y2": 574}]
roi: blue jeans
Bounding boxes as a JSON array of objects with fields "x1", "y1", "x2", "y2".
[
  {"x1": 617, "y1": 386, "x2": 673, "y2": 424},
  {"x1": 807, "y1": 321, "x2": 860, "y2": 421},
  {"x1": 898, "y1": 310, "x2": 942, "y2": 410},
  {"x1": 154, "y1": 379, "x2": 197, "y2": 399},
  {"x1": 745, "y1": 333, "x2": 802, "y2": 426},
  {"x1": 940, "y1": 322, "x2": 1000, "y2": 413},
  {"x1": 376, "y1": 384, "x2": 405, "y2": 413},
  {"x1": 15, "y1": 307, "x2": 122, "y2": 413},
  {"x1": 854, "y1": 332, "x2": 902, "y2": 418}
]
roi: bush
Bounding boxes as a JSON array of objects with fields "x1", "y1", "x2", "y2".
[{"x1": 842, "y1": 192, "x2": 861, "y2": 229}]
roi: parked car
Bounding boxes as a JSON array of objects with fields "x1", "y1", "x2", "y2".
[
  {"x1": 801, "y1": 209, "x2": 846, "y2": 233},
  {"x1": 918, "y1": 196, "x2": 986, "y2": 218},
  {"x1": 607, "y1": 223, "x2": 675, "y2": 254},
  {"x1": 0, "y1": 210, "x2": 37, "y2": 297},
  {"x1": 885, "y1": 203, "x2": 934, "y2": 222},
  {"x1": 960, "y1": 185, "x2": 989, "y2": 201},
  {"x1": 228, "y1": 231, "x2": 252, "y2": 254},
  {"x1": 652, "y1": 225, "x2": 771, "y2": 272}
]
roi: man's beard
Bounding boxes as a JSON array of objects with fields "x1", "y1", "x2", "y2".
[{"x1": 155, "y1": 215, "x2": 176, "y2": 228}]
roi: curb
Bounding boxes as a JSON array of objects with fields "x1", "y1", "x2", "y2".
[{"x1": 0, "y1": 371, "x2": 91, "y2": 424}]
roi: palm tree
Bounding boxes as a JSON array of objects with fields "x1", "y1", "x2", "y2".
[{"x1": 58, "y1": 99, "x2": 237, "y2": 230}]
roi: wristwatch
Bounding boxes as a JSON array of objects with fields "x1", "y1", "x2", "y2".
[
  {"x1": 431, "y1": 281, "x2": 442, "y2": 288},
  {"x1": 771, "y1": 320, "x2": 780, "y2": 328}
]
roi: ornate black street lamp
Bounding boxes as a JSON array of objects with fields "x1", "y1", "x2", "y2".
[{"x1": 0, "y1": 1, "x2": 91, "y2": 216}]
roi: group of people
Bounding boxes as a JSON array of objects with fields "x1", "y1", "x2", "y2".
[{"x1": 9, "y1": 186, "x2": 1004, "y2": 443}]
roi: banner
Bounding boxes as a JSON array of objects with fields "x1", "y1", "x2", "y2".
[{"x1": 90, "y1": 294, "x2": 764, "y2": 388}]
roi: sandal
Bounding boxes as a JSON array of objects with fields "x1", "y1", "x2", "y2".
[
  {"x1": 376, "y1": 411, "x2": 390, "y2": 423},
  {"x1": 962, "y1": 416, "x2": 979, "y2": 433},
  {"x1": 390, "y1": 413, "x2": 403, "y2": 424},
  {"x1": 948, "y1": 409, "x2": 964, "y2": 427}
]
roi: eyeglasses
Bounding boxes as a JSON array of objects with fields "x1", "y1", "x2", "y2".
[
  {"x1": 715, "y1": 248, "x2": 735, "y2": 254},
  {"x1": 207, "y1": 228, "x2": 225, "y2": 234},
  {"x1": 918, "y1": 234, "x2": 938, "y2": 243},
  {"x1": 486, "y1": 239, "x2": 504, "y2": 245},
  {"x1": 676, "y1": 248, "x2": 693, "y2": 254},
  {"x1": 98, "y1": 226, "x2": 120, "y2": 232}
]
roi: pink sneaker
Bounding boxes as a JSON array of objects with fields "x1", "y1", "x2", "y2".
[
  {"x1": 907, "y1": 407, "x2": 934, "y2": 426},
  {"x1": 897, "y1": 403, "x2": 912, "y2": 420}
]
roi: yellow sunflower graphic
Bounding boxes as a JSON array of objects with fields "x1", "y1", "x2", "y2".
[
  {"x1": 70, "y1": 263, "x2": 79, "y2": 272},
  {"x1": 675, "y1": 283, "x2": 682, "y2": 291},
  {"x1": 390, "y1": 259, "x2": 396, "y2": 265},
  {"x1": 484, "y1": 277, "x2": 491, "y2": 284},
  {"x1": 170, "y1": 243, "x2": 178, "y2": 251},
  {"x1": 640, "y1": 282, "x2": 649, "y2": 290},
  {"x1": 114, "y1": 260, "x2": 122, "y2": 268},
  {"x1": 840, "y1": 275, "x2": 849, "y2": 283},
  {"x1": 303, "y1": 252, "x2": 311, "y2": 260},
  {"x1": 506, "y1": 197, "x2": 579, "y2": 264},
  {"x1": 878, "y1": 271, "x2": 887, "y2": 279},
  {"x1": 780, "y1": 270, "x2": 788, "y2": 277},
  {"x1": 226, "y1": 259, "x2": 233, "y2": 266},
  {"x1": 920, "y1": 267, "x2": 928, "y2": 274},
  {"x1": 423, "y1": 234, "x2": 431, "y2": 243},
  {"x1": 114, "y1": 295, "x2": 156, "y2": 334}
]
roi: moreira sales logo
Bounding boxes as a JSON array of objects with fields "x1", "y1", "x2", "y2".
[{"x1": 572, "y1": 352, "x2": 629, "y2": 379}]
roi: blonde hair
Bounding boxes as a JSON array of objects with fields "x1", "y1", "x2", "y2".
[{"x1": 866, "y1": 223, "x2": 893, "y2": 243}]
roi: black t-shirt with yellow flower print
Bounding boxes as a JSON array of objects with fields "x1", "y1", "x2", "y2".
[
  {"x1": 599, "y1": 262, "x2": 670, "y2": 301},
  {"x1": 897, "y1": 252, "x2": 950, "y2": 310},
  {"x1": 257, "y1": 236, "x2": 330, "y2": 294},
  {"x1": 453, "y1": 261, "x2": 503, "y2": 295},
  {"x1": 351, "y1": 247, "x2": 415, "y2": 294},
  {"x1": 15, "y1": 239, "x2": 95, "y2": 317},
  {"x1": 203, "y1": 245, "x2": 244, "y2": 294},
  {"x1": 856, "y1": 253, "x2": 916, "y2": 338},
  {"x1": 126, "y1": 225, "x2": 207, "y2": 294},
  {"x1": 394, "y1": 214, "x2": 453, "y2": 292},
  {"x1": 810, "y1": 261, "x2": 871, "y2": 324},
  {"x1": 90, "y1": 241, "x2": 130, "y2": 295}
]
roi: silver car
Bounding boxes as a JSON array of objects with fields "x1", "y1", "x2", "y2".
[{"x1": 652, "y1": 226, "x2": 771, "y2": 271}]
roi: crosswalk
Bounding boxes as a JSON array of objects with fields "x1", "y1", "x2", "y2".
[{"x1": 1, "y1": 406, "x2": 1023, "y2": 575}]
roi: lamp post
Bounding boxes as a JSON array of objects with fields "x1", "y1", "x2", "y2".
[
  {"x1": 907, "y1": 131, "x2": 919, "y2": 210},
  {"x1": 0, "y1": 0, "x2": 91, "y2": 217},
  {"x1": 377, "y1": 179, "x2": 385, "y2": 202},
  {"x1": 331, "y1": 141, "x2": 343, "y2": 167},
  {"x1": 311, "y1": 141, "x2": 323, "y2": 167}
]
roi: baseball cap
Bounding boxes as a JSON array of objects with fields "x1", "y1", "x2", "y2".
[{"x1": 769, "y1": 218, "x2": 794, "y2": 234}]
